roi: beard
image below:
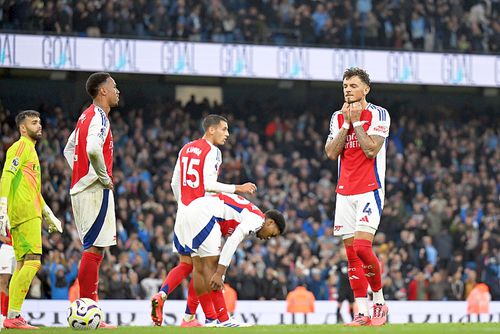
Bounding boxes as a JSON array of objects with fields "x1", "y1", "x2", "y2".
[{"x1": 27, "y1": 128, "x2": 42, "y2": 141}]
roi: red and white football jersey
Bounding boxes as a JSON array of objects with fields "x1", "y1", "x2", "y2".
[
  {"x1": 213, "y1": 193, "x2": 265, "y2": 237},
  {"x1": 327, "y1": 103, "x2": 390, "y2": 195},
  {"x1": 65, "y1": 105, "x2": 113, "y2": 194},
  {"x1": 173, "y1": 192, "x2": 266, "y2": 263},
  {"x1": 171, "y1": 138, "x2": 234, "y2": 208}
]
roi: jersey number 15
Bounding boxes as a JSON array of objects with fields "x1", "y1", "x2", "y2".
[{"x1": 181, "y1": 157, "x2": 200, "y2": 188}]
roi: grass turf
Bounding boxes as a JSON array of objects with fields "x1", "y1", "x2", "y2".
[{"x1": 2, "y1": 323, "x2": 497, "y2": 334}]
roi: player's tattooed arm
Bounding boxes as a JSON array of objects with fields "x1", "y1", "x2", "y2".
[
  {"x1": 325, "y1": 128, "x2": 349, "y2": 160},
  {"x1": 350, "y1": 102, "x2": 385, "y2": 159},
  {"x1": 353, "y1": 127, "x2": 385, "y2": 159},
  {"x1": 325, "y1": 103, "x2": 350, "y2": 160}
]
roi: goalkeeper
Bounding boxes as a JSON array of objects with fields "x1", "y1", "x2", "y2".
[{"x1": 0, "y1": 110, "x2": 62, "y2": 329}]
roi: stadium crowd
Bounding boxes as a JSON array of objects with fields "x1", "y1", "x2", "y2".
[
  {"x1": 1, "y1": 0, "x2": 499, "y2": 53},
  {"x1": 0, "y1": 94, "x2": 498, "y2": 303}
]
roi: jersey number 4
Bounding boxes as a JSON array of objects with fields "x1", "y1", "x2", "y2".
[
  {"x1": 363, "y1": 203, "x2": 372, "y2": 216},
  {"x1": 181, "y1": 157, "x2": 200, "y2": 188}
]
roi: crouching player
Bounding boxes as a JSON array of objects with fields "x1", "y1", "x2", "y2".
[{"x1": 175, "y1": 193, "x2": 285, "y2": 327}]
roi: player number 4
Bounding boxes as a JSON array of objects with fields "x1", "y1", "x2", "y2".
[
  {"x1": 181, "y1": 157, "x2": 200, "y2": 188},
  {"x1": 363, "y1": 203, "x2": 372, "y2": 215}
]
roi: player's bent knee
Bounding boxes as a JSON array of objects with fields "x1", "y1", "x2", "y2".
[
  {"x1": 0, "y1": 274, "x2": 10, "y2": 288},
  {"x1": 342, "y1": 234, "x2": 355, "y2": 246},
  {"x1": 355, "y1": 227, "x2": 376, "y2": 237},
  {"x1": 24, "y1": 253, "x2": 42, "y2": 262},
  {"x1": 85, "y1": 246, "x2": 105, "y2": 255},
  {"x1": 179, "y1": 254, "x2": 193, "y2": 265}
]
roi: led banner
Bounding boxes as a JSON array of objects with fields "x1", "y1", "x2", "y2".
[
  {"x1": 0, "y1": 33, "x2": 499, "y2": 87},
  {"x1": 20, "y1": 300, "x2": 500, "y2": 327}
]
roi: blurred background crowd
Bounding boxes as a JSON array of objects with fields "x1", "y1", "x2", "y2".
[
  {"x1": 0, "y1": 94, "x2": 498, "y2": 302},
  {"x1": 1, "y1": 0, "x2": 499, "y2": 53}
]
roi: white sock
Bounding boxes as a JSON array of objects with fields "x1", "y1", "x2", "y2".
[
  {"x1": 355, "y1": 297, "x2": 369, "y2": 316},
  {"x1": 183, "y1": 314, "x2": 196, "y2": 322},
  {"x1": 373, "y1": 290, "x2": 385, "y2": 305},
  {"x1": 159, "y1": 291, "x2": 167, "y2": 300},
  {"x1": 7, "y1": 310, "x2": 20, "y2": 319}
]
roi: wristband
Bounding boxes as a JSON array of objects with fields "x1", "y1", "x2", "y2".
[
  {"x1": 353, "y1": 121, "x2": 364, "y2": 128},
  {"x1": 342, "y1": 122, "x2": 350, "y2": 130}
]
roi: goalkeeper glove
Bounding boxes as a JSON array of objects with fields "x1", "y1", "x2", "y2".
[
  {"x1": 0, "y1": 197, "x2": 9, "y2": 237},
  {"x1": 42, "y1": 204, "x2": 63, "y2": 233}
]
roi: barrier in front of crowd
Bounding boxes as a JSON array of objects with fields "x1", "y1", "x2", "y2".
[{"x1": 22, "y1": 300, "x2": 500, "y2": 326}]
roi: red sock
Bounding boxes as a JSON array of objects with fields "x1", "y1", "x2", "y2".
[
  {"x1": 1, "y1": 291, "x2": 8, "y2": 316},
  {"x1": 353, "y1": 239, "x2": 382, "y2": 292},
  {"x1": 345, "y1": 245, "x2": 369, "y2": 298},
  {"x1": 160, "y1": 262, "x2": 193, "y2": 296},
  {"x1": 184, "y1": 278, "x2": 199, "y2": 315},
  {"x1": 198, "y1": 293, "x2": 217, "y2": 321},
  {"x1": 211, "y1": 290, "x2": 229, "y2": 322},
  {"x1": 78, "y1": 251, "x2": 103, "y2": 301}
]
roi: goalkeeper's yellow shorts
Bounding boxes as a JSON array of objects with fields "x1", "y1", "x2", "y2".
[{"x1": 10, "y1": 217, "x2": 42, "y2": 261}]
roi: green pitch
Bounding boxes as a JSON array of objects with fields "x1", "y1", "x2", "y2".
[{"x1": 3, "y1": 323, "x2": 498, "y2": 334}]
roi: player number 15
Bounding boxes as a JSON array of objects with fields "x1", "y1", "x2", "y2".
[{"x1": 181, "y1": 157, "x2": 200, "y2": 188}]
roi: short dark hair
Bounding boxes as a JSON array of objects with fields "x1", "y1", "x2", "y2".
[
  {"x1": 86, "y1": 72, "x2": 111, "y2": 99},
  {"x1": 343, "y1": 67, "x2": 371, "y2": 86},
  {"x1": 202, "y1": 114, "x2": 228, "y2": 132},
  {"x1": 265, "y1": 209, "x2": 286, "y2": 234},
  {"x1": 15, "y1": 110, "x2": 40, "y2": 129}
]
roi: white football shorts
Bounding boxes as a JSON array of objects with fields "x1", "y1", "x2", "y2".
[
  {"x1": 71, "y1": 185, "x2": 116, "y2": 250},
  {"x1": 333, "y1": 189, "x2": 385, "y2": 237},
  {"x1": 0, "y1": 244, "x2": 16, "y2": 274},
  {"x1": 173, "y1": 202, "x2": 222, "y2": 258}
]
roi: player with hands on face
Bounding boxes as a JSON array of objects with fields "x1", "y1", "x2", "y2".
[{"x1": 325, "y1": 68, "x2": 390, "y2": 326}]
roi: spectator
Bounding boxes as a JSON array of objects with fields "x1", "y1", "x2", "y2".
[
  {"x1": 447, "y1": 270, "x2": 465, "y2": 301},
  {"x1": 47, "y1": 263, "x2": 78, "y2": 300},
  {"x1": 408, "y1": 272, "x2": 428, "y2": 300},
  {"x1": 427, "y1": 272, "x2": 448, "y2": 300},
  {"x1": 260, "y1": 268, "x2": 285, "y2": 300},
  {"x1": 307, "y1": 268, "x2": 329, "y2": 300},
  {"x1": 0, "y1": 0, "x2": 498, "y2": 52}
]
